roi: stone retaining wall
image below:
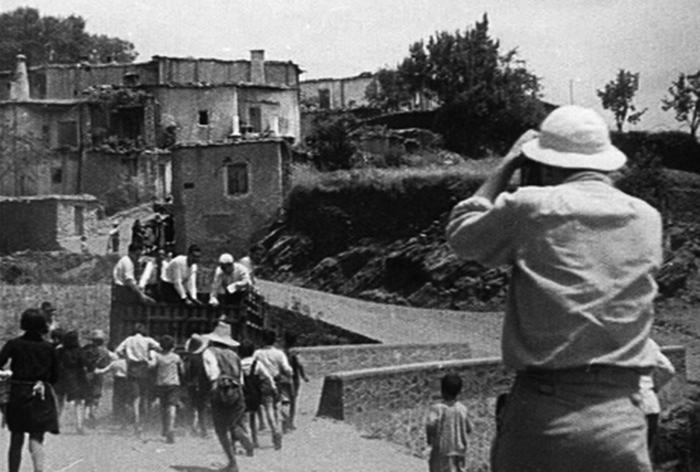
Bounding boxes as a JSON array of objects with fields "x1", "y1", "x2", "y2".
[
  {"x1": 292, "y1": 342, "x2": 472, "y2": 378},
  {"x1": 317, "y1": 346, "x2": 687, "y2": 469},
  {"x1": 0, "y1": 284, "x2": 110, "y2": 343}
]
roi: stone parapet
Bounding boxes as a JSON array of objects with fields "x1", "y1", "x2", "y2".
[
  {"x1": 292, "y1": 342, "x2": 472, "y2": 378},
  {"x1": 317, "y1": 347, "x2": 688, "y2": 469}
]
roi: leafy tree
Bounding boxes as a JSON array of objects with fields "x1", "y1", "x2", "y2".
[
  {"x1": 597, "y1": 69, "x2": 647, "y2": 132},
  {"x1": 661, "y1": 71, "x2": 700, "y2": 138},
  {"x1": 389, "y1": 14, "x2": 544, "y2": 155},
  {"x1": 0, "y1": 7, "x2": 137, "y2": 71},
  {"x1": 305, "y1": 113, "x2": 359, "y2": 171},
  {"x1": 364, "y1": 68, "x2": 413, "y2": 113}
]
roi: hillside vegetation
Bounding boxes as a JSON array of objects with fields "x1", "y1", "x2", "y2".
[{"x1": 255, "y1": 158, "x2": 700, "y2": 312}]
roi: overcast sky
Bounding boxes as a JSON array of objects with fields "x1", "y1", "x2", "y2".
[{"x1": 2, "y1": 0, "x2": 699, "y2": 131}]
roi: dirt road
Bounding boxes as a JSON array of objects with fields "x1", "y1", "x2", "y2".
[{"x1": 0, "y1": 378, "x2": 425, "y2": 472}]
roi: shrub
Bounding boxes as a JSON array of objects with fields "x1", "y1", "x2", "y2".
[{"x1": 612, "y1": 131, "x2": 700, "y2": 174}]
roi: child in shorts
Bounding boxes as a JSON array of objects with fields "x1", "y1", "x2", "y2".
[
  {"x1": 149, "y1": 335, "x2": 183, "y2": 443},
  {"x1": 425, "y1": 373, "x2": 472, "y2": 472}
]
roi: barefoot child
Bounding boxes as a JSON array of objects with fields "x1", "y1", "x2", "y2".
[{"x1": 425, "y1": 373, "x2": 472, "y2": 472}]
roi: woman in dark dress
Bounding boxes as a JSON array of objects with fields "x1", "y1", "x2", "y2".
[{"x1": 0, "y1": 308, "x2": 59, "y2": 472}]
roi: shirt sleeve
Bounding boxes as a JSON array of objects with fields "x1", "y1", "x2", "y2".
[
  {"x1": 0, "y1": 340, "x2": 12, "y2": 370},
  {"x1": 203, "y1": 349, "x2": 220, "y2": 382},
  {"x1": 278, "y1": 350, "x2": 293, "y2": 377},
  {"x1": 115, "y1": 339, "x2": 127, "y2": 358},
  {"x1": 172, "y1": 260, "x2": 188, "y2": 300},
  {"x1": 187, "y1": 264, "x2": 198, "y2": 300},
  {"x1": 138, "y1": 261, "x2": 155, "y2": 289},
  {"x1": 446, "y1": 193, "x2": 521, "y2": 268},
  {"x1": 209, "y1": 268, "x2": 222, "y2": 304},
  {"x1": 425, "y1": 404, "x2": 441, "y2": 446},
  {"x1": 123, "y1": 258, "x2": 137, "y2": 284}
]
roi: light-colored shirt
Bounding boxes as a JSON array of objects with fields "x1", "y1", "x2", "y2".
[
  {"x1": 241, "y1": 355, "x2": 275, "y2": 386},
  {"x1": 203, "y1": 346, "x2": 244, "y2": 384},
  {"x1": 447, "y1": 172, "x2": 663, "y2": 370},
  {"x1": 161, "y1": 255, "x2": 198, "y2": 300},
  {"x1": 138, "y1": 257, "x2": 158, "y2": 289},
  {"x1": 115, "y1": 333, "x2": 160, "y2": 363},
  {"x1": 209, "y1": 263, "x2": 252, "y2": 304},
  {"x1": 426, "y1": 400, "x2": 471, "y2": 456},
  {"x1": 253, "y1": 346, "x2": 292, "y2": 379},
  {"x1": 149, "y1": 351, "x2": 183, "y2": 386},
  {"x1": 113, "y1": 255, "x2": 137, "y2": 286}
]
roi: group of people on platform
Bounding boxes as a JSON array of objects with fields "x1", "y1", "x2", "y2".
[
  {"x1": 113, "y1": 242, "x2": 257, "y2": 307},
  {"x1": 0, "y1": 300, "x2": 308, "y2": 472}
]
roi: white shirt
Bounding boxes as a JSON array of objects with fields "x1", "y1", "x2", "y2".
[
  {"x1": 209, "y1": 263, "x2": 252, "y2": 304},
  {"x1": 138, "y1": 258, "x2": 158, "y2": 289},
  {"x1": 203, "y1": 347, "x2": 244, "y2": 384},
  {"x1": 161, "y1": 255, "x2": 198, "y2": 300},
  {"x1": 253, "y1": 346, "x2": 292, "y2": 379},
  {"x1": 113, "y1": 255, "x2": 137, "y2": 286},
  {"x1": 115, "y1": 333, "x2": 160, "y2": 363},
  {"x1": 447, "y1": 173, "x2": 662, "y2": 370}
]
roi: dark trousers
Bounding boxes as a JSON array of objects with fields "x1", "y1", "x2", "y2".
[
  {"x1": 211, "y1": 388, "x2": 254, "y2": 457},
  {"x1": 159, "y1": 282, "x2": 184, "y2": 304}
]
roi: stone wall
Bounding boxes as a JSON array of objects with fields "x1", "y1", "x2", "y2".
[
  {"x1": 172, "y1": 141, "x2": 289, "y2": 261},
  {"x1": 317, "y1": 347, "x2": 688, "y2": 469},
  {"x1": 0, "y1": 284, "x2": 110, "y2": 344},
  {"x1": 293, "y1": 342, "x2": 472, "y2": 378}
]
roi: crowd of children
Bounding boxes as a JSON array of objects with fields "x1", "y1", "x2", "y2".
[{"x1": 0, "y1": 301, "x2": 315, "y2": 471}]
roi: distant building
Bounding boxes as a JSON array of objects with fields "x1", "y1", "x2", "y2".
[
  {"x1": 0, "y1": 194, "x2": 100, "y2": 254},
  {"x1": 300, "y1": 72, "x2": 376, "y2": 111},
  {"x1": 171, "y1": 140, "x2": 291, "y2": 260},
  {"x1": 0, "y1": 51, "x2": 302, "y2": 201}
]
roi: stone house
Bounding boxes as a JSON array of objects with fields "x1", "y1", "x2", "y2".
[
  {"x1": 0, "y1": 194, "x2": 100, "y2": 254},
  {"x1": 171, "y1": 140, "x2": 291, "y2": 260},
  {"x1": 0, "y1": 51, "x2": 302, "y2": 202},
  {"x1": 300, "y1": 72, "x2": 376, "y2": 111},
  {"x1": 300, "y1": 71, "x2": 439, "y2": 112}
]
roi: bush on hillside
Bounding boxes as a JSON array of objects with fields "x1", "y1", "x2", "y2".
[
  {"x1": 305, "y1": 112, "x2": 359, "y2": 171},
  {"x1": 612, "y1": 131, "x2": 700, "y2": 174},
  {"x1": 617, "y1": 148, "x2": 670, "y2": 213}
]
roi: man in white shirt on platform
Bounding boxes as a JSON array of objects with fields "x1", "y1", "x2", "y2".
[
  {"x1": 112, "y1": 243, "x2": 154, "y2": 304},
  {"x1": 160, "y1": 244, "x2": 201, "y2": 304},
  {"x1": 209, "y1": 253, "x2": 252, "y2": 306}
]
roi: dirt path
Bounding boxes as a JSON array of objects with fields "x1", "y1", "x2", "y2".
[{"x1": 0, "y1": 378, "x2": 425, "y2": 472}]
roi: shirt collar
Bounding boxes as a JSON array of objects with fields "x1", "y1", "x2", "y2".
[{"x1": 562, "y1": 171, "x2": 612, "y2": 186}]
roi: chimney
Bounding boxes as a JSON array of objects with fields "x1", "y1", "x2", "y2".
[
  {"x1": 250, "y1": 49, "x2": 265, "y2": 85},
  {"x1": 10, "y1": 54, "x2": 30, "y2": 101}
]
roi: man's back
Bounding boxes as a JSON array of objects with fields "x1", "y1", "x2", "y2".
[{"x1": 448, "y1": 174, "x2": 662, "y2": 370}]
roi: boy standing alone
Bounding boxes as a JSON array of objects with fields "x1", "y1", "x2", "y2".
[{"x1": 425, "y1": 374, "x2": 472, "y2": 472}]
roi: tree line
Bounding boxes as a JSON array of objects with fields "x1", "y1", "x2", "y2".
[{"x1": 0, "y1": 7, "x2": 136, "y2": 71}]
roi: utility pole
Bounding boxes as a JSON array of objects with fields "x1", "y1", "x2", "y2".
[{"x1": 569, "y1": 79, "x2": 574, "y2": 105}]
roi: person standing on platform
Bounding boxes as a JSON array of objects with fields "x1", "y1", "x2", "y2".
[
  {"x1": 108, "y1": 222, "x2": 120, "y2": 254},
  {"x1": 160, "y1": 244, "x2": 202, "y2": 305},
  {"x1": 112, "y1": 243, "x2": 154, "y2": 304},
  {"x1": 209, "y1": 253, "x2": 252, "y2": 306}
]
